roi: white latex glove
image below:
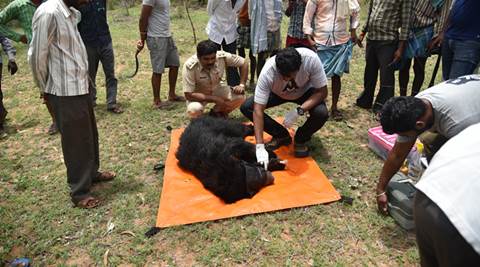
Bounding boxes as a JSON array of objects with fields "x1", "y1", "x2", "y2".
[
  {"x1": 256, "y1": 144, "x2": 269, "y2": 170},
  {"x1": 283, "y1": 109, "x2": 300, "y2": 128}
]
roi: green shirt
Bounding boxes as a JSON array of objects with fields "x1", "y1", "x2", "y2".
[{"x1": 0, "y1": 0, "x2": 36, "y2": 43}]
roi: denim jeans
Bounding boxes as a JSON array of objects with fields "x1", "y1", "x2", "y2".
[
  {"x1": 240, "y1": 89, "x2": 329, "y2": 143},
  {"x1": 442, "y1": 38, "x2": 480, "y2": 80},
  {"x1": 85, "y1": 41, "x2": 118, "y2": 108}
]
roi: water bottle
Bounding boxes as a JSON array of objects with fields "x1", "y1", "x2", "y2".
[{"x1": 407, "y1": 142, "x2": 425, "y2": 183}]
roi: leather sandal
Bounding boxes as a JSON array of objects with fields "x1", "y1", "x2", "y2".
[
  {"x1": 75, "y1": 196, "x2": 100, "y2": 209},
  {"x1": 93, "y1": 171, "x2": 116, "y2": 183}
]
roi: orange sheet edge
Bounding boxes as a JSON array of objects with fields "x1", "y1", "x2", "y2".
[{"x1": 156, "y1": 128, "x2": 341, "y2": 228}]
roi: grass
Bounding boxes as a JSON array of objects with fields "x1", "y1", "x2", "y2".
[{"x1": 0, "y1": 3, "x2": 445, "y2": 266}]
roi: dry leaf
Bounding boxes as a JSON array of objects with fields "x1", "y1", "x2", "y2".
[
  {"x1": 103, "y1": 249, "x2": 109, "y2": 266},
  {"x1": 120, "y1": 231, "x2": 136, "y2": 237}
]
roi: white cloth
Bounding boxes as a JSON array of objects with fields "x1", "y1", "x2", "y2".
[
  {"x1": 142, "y1": 0, "x2": 171, "y2": 37},
  {"x1": 265, "y1": 0, "x2": 279, "y2": 32},
  {"x1": 397, "y1": 75, "x2": 480, "y2": 143},
  {"x1": 416, "y1": 123, "x2": 480, "y2": 255},
  {"x1": 28, "y1": 0, "x2": 89, "y2": 96},
  {"x1": 303, "y1": 0, "x2": 360, "y2": 46},
  {"x1": 206, "y1": 0, "x2": 244, "y2": 45},
  {"x1": 254, "y1": 48, "x2": 327, "y2": 105}
]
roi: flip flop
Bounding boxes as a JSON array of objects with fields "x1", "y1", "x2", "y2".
[
  {"x1": 168, "y1": 95, "x2": 186, "y2": 102},
  {"x1": 107, "y1": 106, "x2": 124, "y2": 114},
  {"x1": 152, "y1": 102, "x2": 172, "y2": 109},
  {"x1": 93, "y1": 171, "x2": 116, "y2": 183},
  {"x1": 331, "y1": 110, "x2": 344, "y2": 121},
  {"x1": 75, "y1": 196, "x2": 100, "y2": 209}
]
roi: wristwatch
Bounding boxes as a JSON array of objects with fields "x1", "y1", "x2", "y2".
[{"x1": 296, "y1": 106, "x2": 305, "y2": 116}]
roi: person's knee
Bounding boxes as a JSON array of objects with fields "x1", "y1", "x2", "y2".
[
  {"x1": 309, "y1": 103, "x2": 329, "y2": 121},
  {"x1": 187, "y1": 102, "x2": 204, "y2": 118},
  {"x1": 240, "y1": 97, "x2": 254, "y2": 116}
]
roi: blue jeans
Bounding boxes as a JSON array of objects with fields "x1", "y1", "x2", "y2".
[
  {"x1": 442, "y1": 38, "x2": 480, "y2": 80},
  {"x1": 85, "y1": 42, "x2": 118, "y2": 108}
]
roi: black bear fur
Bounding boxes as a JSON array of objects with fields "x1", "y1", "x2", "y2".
[{"x1": 176, "y1": 116, "x2": 285, "y2": 203}]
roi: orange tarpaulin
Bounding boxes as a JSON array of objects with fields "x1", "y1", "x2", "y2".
[{"x1": 156, "y1": 128, "x2": 341, "y2": 228}]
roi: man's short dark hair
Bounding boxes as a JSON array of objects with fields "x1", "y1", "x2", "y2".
[
  {"x1": 275, "y1": 47, "x2": 302, "y2": 76},
  {"x1": 380, "y1": 96, "x2": 427, "y2": 134},
  {"x1": 197, "y1": 40, "x2": 218, "y2": 58}
]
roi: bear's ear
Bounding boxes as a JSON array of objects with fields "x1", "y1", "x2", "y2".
[{"x1": 244, "y1": 164, "x2": 268, "y2": 197}]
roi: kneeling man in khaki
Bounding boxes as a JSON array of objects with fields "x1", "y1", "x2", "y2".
[{"x1": 182, "y1": 40, "x2": 249, "y2": 118}]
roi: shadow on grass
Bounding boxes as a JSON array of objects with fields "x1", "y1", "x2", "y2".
[
  {"x1": 378, "y1": 224, "x2": 417, "y2": 252},
  {"x1": 92, "y1": 178, "x2": 145, "y2": 202},
  {"x1": 310, "y1": 137, "x2": 331, "y2": 164}
]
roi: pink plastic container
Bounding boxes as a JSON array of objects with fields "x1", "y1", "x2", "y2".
[{"x1": 367, "y1": 126, "x2": 414, "y2": 160}]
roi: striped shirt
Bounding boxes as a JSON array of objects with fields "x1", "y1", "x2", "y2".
[
  {"x1": 0, "y1": 0, "x2": 37, "y2": 43},
  {"x1": 412, "y1": 0, "x2": 452, "y2": 35},
  {"x1": 363, "y1": 0, "x2": 414, "y2": 41},
  {"x1": 303, "y1": 0, "x2": 360, "y2": 46},
  {"x1": 28, "y1": 0, "x2": 89, "y2": 96},
  {"x1": 0, "y1": 36, "x2": 16, "y2": 65}
]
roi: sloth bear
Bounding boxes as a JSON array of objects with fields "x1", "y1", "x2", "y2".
[{"x1": 176, "y1": 116, "x2": 286, "y2": 203}]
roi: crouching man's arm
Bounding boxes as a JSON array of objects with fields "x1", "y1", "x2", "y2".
[
  {"x1": 376, "y1": 139, "x2": 416, "y2": 214},
  {"x1": 184, "y1": 91, "x2": 226, "y2": 107},
  {"x1": 301, "y1": 85, "x2": 327, "y2": 111}
]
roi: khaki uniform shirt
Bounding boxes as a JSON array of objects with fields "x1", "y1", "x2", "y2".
[{"x1": 182, "y1": 51, "x2": 245, "y2": 95}]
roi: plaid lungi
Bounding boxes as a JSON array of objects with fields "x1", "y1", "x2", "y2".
[
  {"x1": 237, "y1": 26, "x2": 251, "y2": 49},
  {"x1": 316, "y1": 40, "x2": 354, "y2": 78},
  {"x1": 404, "y1": 26, "x2": 434, "y2": 59}
]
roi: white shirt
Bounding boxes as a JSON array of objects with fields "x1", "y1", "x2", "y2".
[
  {"x1": 303, "y1": 0, "x2": 360, "y2": 46},
  {"x1": 254, "y1": 48, "x2": 327, "y2": 105},
  {"x1": 265, "y1": 0, "x2": 279, "y2": 32},
  {"x1": 206, "y1": 0, "x2": 244, "y2": 44},
  {"x1": 28, "y1": 0, "x2": 89, "y2": 96},
  {"x1": 416, "y1": 123, "x2": 480, "y2": 255}
]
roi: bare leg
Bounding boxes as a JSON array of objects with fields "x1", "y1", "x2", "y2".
[
  {"x1": 331, "y1": 75, "x2": 343, "y2": 120},
  {"x1": 249, "y1": 50, "x2": 257, "y2": 84},
  {"x1": 167, "y1": 67, "x2": 184, "y2": 101},
  {"x1": 151, "y1": 72, "x2": 164, "y2": 108},
  {"x1": 412, "y1": 57, "x2": 427, "y2": 96},
  {"x1": 399, "y1": 58, "x2": 412, "y2": 96}
]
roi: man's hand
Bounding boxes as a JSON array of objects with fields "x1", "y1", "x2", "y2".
[
  {"x1": 376, "y1": 191, "x2": 388, "y2": 215},
  {"x1": 232, "y1": 84, "x2": 245, "y2": 95},
  {"x1": 8, "y1": 61, "x2": 18, "y2": 75},
  {"x1": 356, "y1": 32, "x2": 365, "y2": 48},
  {"x1": 428, "y1": 33, "x2": 443, "y2": 52},
  {"x1": 19, "y1": 35, "x2": 28, "y2": 44},
  {"x1": 136, "y1": 39, "x2": 145, "y2": 52},
  {"x1": 351, "y1": 31, "x2": 362, "y2": 48},
  {"x1": 256, "y1": 144, "x2": 269, "y2": 170},
  {"x1": 307, "y1": 35, "x2": 316, "y2": 50},
  {"x1": 391, "y1": 47, "x2": 404, "y2": 66},
  {"x1": 283, "y1": 109, "x2": 300, "y2": 128}
]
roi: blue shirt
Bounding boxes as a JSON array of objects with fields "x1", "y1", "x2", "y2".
[
  {"x1": 77, "y1": 0, "x2": 112, "y2": 47},
  {"x1": 445, "y1": 0, "x2": 480, "y2": 41}
]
